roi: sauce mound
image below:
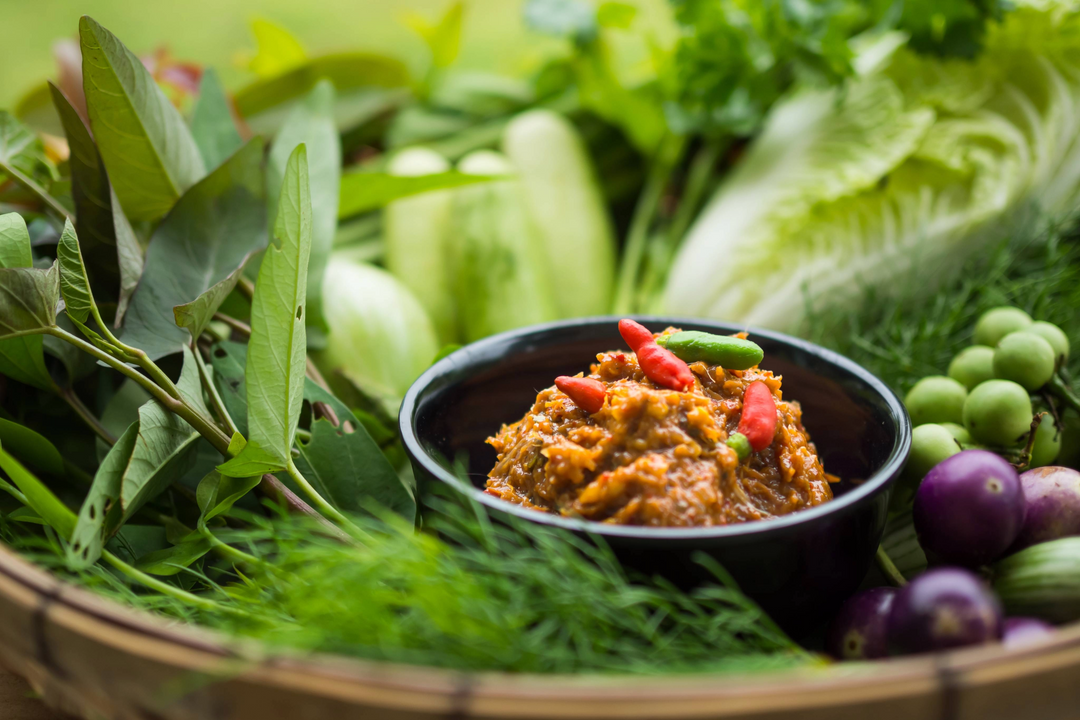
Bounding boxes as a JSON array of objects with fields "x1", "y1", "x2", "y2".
[{"x1": 485, "y1": 330, "x2": 834, "y2": 526}]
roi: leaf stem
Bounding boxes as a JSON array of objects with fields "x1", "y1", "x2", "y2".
[
  {"x1": 0, "y1": 160, "x2": 74, "y2": 222},
  {"x1": 198, "y1": 521, "x2": 275, "y2": 573},
  {"x1": 57, "y1": 384, "x2": 117, "y2": 446},
  {"x1": 194, "y1": 343, "x2": 238, "y2": 437},
  {"x1": 876, "y1": 545, "x2": 908, "y2": 587},
  {"x1": 1049, "y1": 373, "x2": 1080, "y2": 415},
  {"x1": 101, "y1": 549, "x2": 236, "y2": 614},
  {"x1": 213, "y1": 312, "x2": 251, "y2": 338},
  {"x1": 613, "y1": 135, "x2": 684, "y2": 314},
  {"x1": 285, "y1": 458, "x2": 358, "y2": 532}
]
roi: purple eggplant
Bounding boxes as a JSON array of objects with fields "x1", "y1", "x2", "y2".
[
  {"x1": 1001, "y1": 617, "x2": 1055, "y2": 649},
  {"x1": 1011, "y1": 467, "x2": 1080, "y2": 551},
  {"x1": 887, "y1": 567, "x2": 1002, "y2": 655},
  {"x1": 826, "y1": 587, "x2": 897, "y2": 660},
  {"x1": 913, "y1": 450, "x2": 1025, "y2": 567}
]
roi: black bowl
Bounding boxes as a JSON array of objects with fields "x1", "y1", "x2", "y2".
[{"x1": 400, "y1": 317, "x2": 911, "y2": 631}]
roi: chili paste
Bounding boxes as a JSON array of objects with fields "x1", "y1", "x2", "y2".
[{"x1": 485, "y1": 328, "x2": 835, "y2": 526}]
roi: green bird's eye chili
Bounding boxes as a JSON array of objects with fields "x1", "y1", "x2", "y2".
[
  {"x1": 735, "y1": 381, "x2": 778, "y2": 452},
  {"x1": 555, "y1": 376, "x2": 606, "y2": 414},
  {"x1": 656, "y1": 331, "x2": 764, "y2": 370},
  {"x1": 726, "y1": 432, "x2": 752, "y2": 460},
  {"x1": 618, "y1": 319, "x2": 695, "y2": 391}
]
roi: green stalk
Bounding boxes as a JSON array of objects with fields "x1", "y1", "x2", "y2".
[
  {"x1": 876, "y1": 545, "x2": 908, "y2": 587},
  {"x1": 198, "y1": 522, "x2": 276, "y2": 574},
  {"x1": 613, "y1": 135, "x2": 684, "y2": 314},
  {"x1": 101, "y1": 549, "x2": 237, "y2": 614},
  {"x1": 1049, "y1": 374, "x2": 1080, "y2": 415},
  {"x1": 57, "y1": 384, "x2": 117, "y2": 446},
  {"x1": 286, "y1": 459, "x2": 357, "y2": 532},
  {"x1": 194, "y1": 343, "x2": 238, "y2": 437},
  {"x1": 0, "y1": 161, "x2": 74, "y2": 222}
]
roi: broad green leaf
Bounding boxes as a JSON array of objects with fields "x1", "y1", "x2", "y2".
[
  {"x1": 268, "y1": 80, "x2": 339, "y2": 342},
  {"x1": 0, "y1": 417, "x2": 65, "y2": 477},
  {"x1": 56, "y1": 219, "x2": 93, "y2": 323},
  {"x1": 245, "y1": 19, "x2": 307, "y2": 78},
  {"x1": 190, "y1": 69, "x2": 244, "y2": 172},
  {"x1": 120, "y1": 138, "x2": 267, "y2": 360},
  {"x1": 49, "y1": 82, "x2": 143, "y2": 319},
  {"x1": 0, "y1": 443, "x2": 76, "y2": 539},
  {"x1": 120, "y1": 348, "x2": 208, "y2": 517},
  {"x1": 218, "y1": 146, "x2": 310, "y2": 477},
  {"x1": 80, "y1": 16, "x2": 206, "y2": 222},
  {"x1": 134, "y1": 535, "x2": 211, "y2": 576},
  {"x1": 405, "y1": 2, "x2": 463, "y2": 69},
  {"x1": 0, "y1": 263, "x2": 60, "y2": 338},
  {"x1": 338, "y1": 170, "x2": 501, "y2": 220},
  {"x1": 0, "y1": 214, "x2": 52, "y2": 389},
  {"x1": 196, "y1": 469, "x2": 261, "y2": 522},
  {"x1": 209, "y1": 340, "x2": 410, "y2": 517},
  {"x1": 233, "y1": 53, "x2": 410, "y2": 119},
  {"x1": 172, "y1": 252, "x2": 255, "y2": 342},
  {"x1": 294, "y1": 382, "x2": 414, "y2": 518},
  {"x1": 68, "y1": 421, "x2": 139, "y2": 570}
]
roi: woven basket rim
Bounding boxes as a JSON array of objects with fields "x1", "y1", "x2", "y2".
[{"x1": 3, "y1": 539, "x2": 1080, "y2": 715}]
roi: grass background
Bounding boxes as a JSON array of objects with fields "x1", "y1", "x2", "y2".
[{"x1": 0, "y1": 0, "x2": 673, "y2": 109}]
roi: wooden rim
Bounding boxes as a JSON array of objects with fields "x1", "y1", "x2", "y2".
[{"x1": 2, "y1": 542, "x2": 1080, "y2": 719}]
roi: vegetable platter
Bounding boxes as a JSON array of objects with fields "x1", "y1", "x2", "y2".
[{"x1": 1, "y1": 1, "x2": 1080, "y2": 718}]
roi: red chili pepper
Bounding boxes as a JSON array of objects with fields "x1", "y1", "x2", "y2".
[
  {"x1": 618, "y1": 319, "x2": 695, "y2": 391},
  {"x1": 555, "y1": 376, "x2": 606, "y2": 414},
  {"x1": 736, "y1": 381, "x2": 778, "y2": 452}
]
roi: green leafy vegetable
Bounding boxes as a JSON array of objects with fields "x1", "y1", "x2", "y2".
[
  {"x1": 68, "y1": 421, "x2": 139, "y2": 569},
  {"x1": 49, "y1": 82, "x2": 143, "y2": 321},
  {"x1": 0, "y1": 417, "x2": 65, "y2": 477},
  {"x1": 0, "y1": 263, "x2": 60, "y2": 339},
  {"x1": 339, "y1": 167, "x2": 501, "y2": 220},
  {"x1": 134, "y1": 535, "x2": 211, "y2": 576},
  {"x1": 197, "y1": 470, "x2": 262, "y2": 523},
  {"x1": 219, "y1": 145, "x2": 311, "y2": 478},
  {"x1": 0, "y1": 443, "x2": 76, "y2": 540},
  {"x1": 190, "y1": 68, "x2": 244, "y2": 172},
  {"x1": 56, "y1": 219, "x2": 95, "y2": 324},
  {"x1": 120, "y1": 138, "x2": 267, "y2": 360},
  {"x1": 267, "y1": 80, "x2": 339, "y2": 343},
  {"x1": 0, "y1": 213, "x2": 53, "y2": 388},
  {"x1": 79, "y1": 16, "x2": 206, "y2": 221},
  {"x1": 172, "y1": 252, "x2": 256, "y2": 343}
]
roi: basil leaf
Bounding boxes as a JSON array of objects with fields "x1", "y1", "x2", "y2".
[
  {"x1": 218, "y1": 145, "x2": 310, "y2": 478},
  {"x1": 49, "y1": 81, "x2": 144, "y2": 322},
  {"x1": 79, "y1": 16, "x2": 206, "y2": 222},
  {"x1": 120, "y1": 138, "x2": 267, "y2": 360},
  {"x1": 268, "y1": 80, "x2": 339, "y2": 344},
  {"x1": 190, "y1": 68, "x2": 244, "y2": 172},
  {"x1": 0, "y1": 214, "x2": 53, "y2": 388},
  {"x1": 68, "y1": 421, "x2": 139, "y2": 570}
]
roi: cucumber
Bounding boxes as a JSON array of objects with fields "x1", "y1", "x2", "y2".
[{"x1": 993, "y1": 537, "x2": 1080, "y2": 623}]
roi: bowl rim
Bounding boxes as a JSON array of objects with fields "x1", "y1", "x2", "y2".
[{"x1": 399, "y1": 315, "x2": 912, "y2": 541}]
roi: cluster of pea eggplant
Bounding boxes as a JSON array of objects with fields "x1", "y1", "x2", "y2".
[{"x1": 827, "y1": 308, "x2": 1080, "y2": 661}]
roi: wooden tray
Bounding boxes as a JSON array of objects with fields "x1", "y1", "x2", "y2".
[{"x1": 1, "y1": 543, "x2": 1079, "y2": 720}]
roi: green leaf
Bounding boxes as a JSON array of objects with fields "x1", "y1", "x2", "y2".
[
  {"x1": 56, "y1": 219, "x2": 94, "y2": 324},
  {"x1": 49, "y1": 81, "x2": 144, "y2": 320},
  {"x1": 245, "y1": 19, "x2": 307, "y2": 77},
  {"x1": 218, "y1": 145, "x2": 310, "y2": 478},
  {"x1": 120, "y1": 138, "x2": 267, "y2": 360},
  {"x1": 405, "y1": 2, "x2": 464, "y2": 69},
  {"x1": 0, "y1": 417, "x2": 65, "y2": 477},
  {"x1": 233, "y1": 53, "x2": 410, "y2": 119},
  {"x1": 79, "y1": 16, "x2": 206, "y2": 222},
  {"x1": 0, "y1": 263, "x2": 60, "y2": 339},
  {"x1": 120, "y1": 348, "x2": 208, "y2": 518},
  {"x1": 134, "y1": 535, "x2": 211, "y2": 576},
  {"x1": 209, "y1": 340, "x2": 410, "y2": 516},
  {"x1": 190, "y1": 69, "x2": 244, "y2": 172},
  {"x1": 338, "y1": 169, "x2": 500, "y2": 220},
  {"x1": 0, "y1": 443, "x2": 76, "y2": 539},
  {"x1": 0, "y1": 214, "x2": 52, "y2": 389},
  {"x1": 172, "y1": 252, "x2": 255, "y2": 343},
  {"x1": 294, "y1": 382, "x2": 414, "y2": 518},
  {"x1": 268, "y1": 80, "x2": 339, "y2": 342},
  {"x1": 196, "y1": 469, "x2": 261, "y2": 522},
  {"x1": 68, "y1": 421, "x2": 139, "y2": 570},
  {"x1": 0, "y1": 110, "x2": 53, "y2": 182}
]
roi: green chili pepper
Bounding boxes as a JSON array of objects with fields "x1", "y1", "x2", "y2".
[{"x1": 656, "y1": 331, "x2": 764, "y2": 369}]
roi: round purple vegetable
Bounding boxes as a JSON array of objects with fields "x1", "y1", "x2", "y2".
[
  {"x1": 1011, "y1": 466, "x2": 1080, "y2": 551},
  {"x1": 887, "y1": 567, "x2": 1002, "y2": 655},
  {"x1": 826, "y1": 587, "x2": 897, "y2": 660},
  {"x1": 1001, "y1": 617, "x2": 1055, "y2": 649},
  {"x1": 913, "y1": 450, "x2": 1025, "y2": 567}
]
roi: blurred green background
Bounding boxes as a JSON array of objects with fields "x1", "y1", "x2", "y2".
[{"x1": 0, "y1": 0, "x2": 671, "y2": 109}]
